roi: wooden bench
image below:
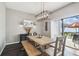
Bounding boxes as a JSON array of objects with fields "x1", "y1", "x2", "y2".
[{"x1": 21, "y1": 40, "x2": 41, "y2": 56}]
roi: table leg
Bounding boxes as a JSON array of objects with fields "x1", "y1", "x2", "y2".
[{"x1": 40, "y1": 46, "x2": 44, "y2": 51}]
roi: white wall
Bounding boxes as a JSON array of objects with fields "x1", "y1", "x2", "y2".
[
  {"x1": 34, "y1": 21, "x2": 43, "y2": 35},
  {"x1": 6, "y1": 8, "x2": 35, "y2": 44},
  {"x1": 51, "y1": 20, "x2": 61, "y2": 41},
  {"x1": 50, "y1": 3, "x2": 79, "y2": 20},
  {"x1": 35, "y1": 19, "x2": 51, "y2": 37},
  {"x1": 51, "y1": 2, "x2": 79, "y2": 40},
  {"x1": 0, "y1": 3, "x2": 6, "y2": 55}
]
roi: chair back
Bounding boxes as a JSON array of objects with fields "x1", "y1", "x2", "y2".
[{"x1": 54, "y1": 36, "x2": 66, "y2": 56}]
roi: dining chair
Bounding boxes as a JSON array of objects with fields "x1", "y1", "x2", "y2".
[{"x1": 45, "y1": 36, "x2": 66, "y2": 56}]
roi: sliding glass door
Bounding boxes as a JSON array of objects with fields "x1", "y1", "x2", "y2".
[{"x1": 63, "y1": 15, "x2": 79, "y2": 49}]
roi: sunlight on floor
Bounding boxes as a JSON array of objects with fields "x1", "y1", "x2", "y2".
[
  {"x1": 65, "y1": 38, "x2": 79, "y2": 56},
  {"x1": 66, "y1": 38, "x2": 79, "y2": 49},
  {"x1": 64, "y1": 47, "x2": 79, "y2": 56}
]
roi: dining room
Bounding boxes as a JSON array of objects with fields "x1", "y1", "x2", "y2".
[{"x1": 1, "y1": 2, "x2": 79, "y2": 56}]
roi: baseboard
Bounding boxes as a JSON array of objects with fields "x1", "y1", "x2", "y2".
[
  {"x1": 6, "y1": 41, "x2": 20, "y2": 45},
  {"x1": 0, "y1": 41, "x2": 20, "y2": 55},
  {"x1": 0, "y1": 44, "x2": 6, "y2": 55}
]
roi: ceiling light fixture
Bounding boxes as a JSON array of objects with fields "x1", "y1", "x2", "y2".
[{"x1": 36, "y1": 2, "x2": 49, "y2": 21}]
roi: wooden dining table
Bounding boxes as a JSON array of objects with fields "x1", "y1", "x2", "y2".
[
  {"x1": 28, "y1": 36, "x2": 54, "y2": 46},
  {"x1": 28, "y1": 36, "x2": 55, "y2": 51}
]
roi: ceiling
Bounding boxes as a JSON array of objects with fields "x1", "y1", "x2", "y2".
[{"x1": 5, "y1": 2, "x2": 71, "y2": 15}]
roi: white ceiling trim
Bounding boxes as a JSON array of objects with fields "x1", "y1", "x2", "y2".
[{"x1": 5, "y1": 2, "x2": 71, "y2": 15}]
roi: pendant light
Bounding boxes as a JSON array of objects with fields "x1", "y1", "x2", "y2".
[{"x1": 36, "y1": 2, "x2": 49, "y2": 21}]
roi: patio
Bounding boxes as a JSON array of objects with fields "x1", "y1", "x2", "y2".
[{"x1": 64, "y1": 17, "x2": 79, "y2": 50}]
